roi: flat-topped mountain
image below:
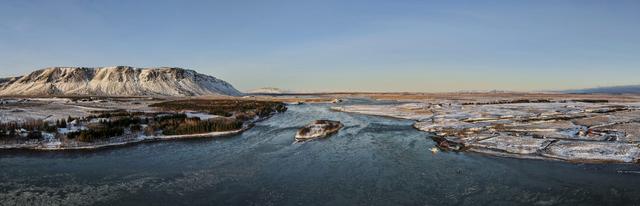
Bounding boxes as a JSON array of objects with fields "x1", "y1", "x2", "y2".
[{"x1": 0, "y1": 66, "x2": 242, "y2": 97}]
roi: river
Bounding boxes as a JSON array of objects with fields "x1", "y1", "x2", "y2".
[{"x1": 1, "y1": 103, "x2": 640, "y2": 205}]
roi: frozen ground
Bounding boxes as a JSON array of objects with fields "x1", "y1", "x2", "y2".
[
  {"x1": 0, "y1": 97, "x2": 158, "y2": 122},
  {"x1": 334, "y1": 99, "x2": 640, "y2": 163},
  {"x1": 0, "y1": 97, "x2": 280, "y2": 150},
  {"x1": 5, "y1": 95, "x2": 640, "y2": 163}
]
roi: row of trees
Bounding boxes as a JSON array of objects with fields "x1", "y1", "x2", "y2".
[
  {"x1": 149, "y1": 99, "x2": 287, "y2": 118},
  {"x1": 67, "y1": 127, "x2": 125, "y2": 142},
  {"x1": 1, "y1": 110, "x2": 250, "y2": 142},
  {"x1": 0, "y1": 118, "x2": 70, "y2": 139},
  {"x1": 87, "y1": 109, "x2": 148, "y2": 119},
  {"x1": 101, "y1": 116, "x2": 146, "y2": 128},
  {"x1": 54, "y1": 119, "x2": 68, "y2": 128},
  {"x1": 158, "y1": 117, "x2": 243, "y2": 135}
]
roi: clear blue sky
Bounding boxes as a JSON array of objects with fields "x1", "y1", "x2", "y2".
[{"x1": 1, "y1": 0, "x2": 639, "y2": 92}]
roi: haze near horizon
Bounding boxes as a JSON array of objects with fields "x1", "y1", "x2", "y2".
[{"x1": 1, "y1": 0, "x2": 639, "y2": 92}]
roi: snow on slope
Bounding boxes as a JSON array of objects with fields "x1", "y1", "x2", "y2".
[
  {"x1": 0, "y1": 66, "x2": 242, "y2": 96},
  {"x1": 246, "y1": 87, "x2": 292, "y2": 94}
]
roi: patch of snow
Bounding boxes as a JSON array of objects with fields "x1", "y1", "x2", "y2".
[{"x1": 185, "y1": 112, "x2": 220, "y2": 120}]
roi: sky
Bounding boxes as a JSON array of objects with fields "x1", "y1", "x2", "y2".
[{"x1": 1, "y1": 0, "x2": 639, "y2": 92}]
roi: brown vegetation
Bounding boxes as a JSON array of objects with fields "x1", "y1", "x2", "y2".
[
  {"x1": 0, "y1": 119, "x2": 68, "y2": 139},
  {"x1": 157, "y1": 117, "x2": 243, "y2": 135},
  {"x1": 150, "y1": 99, "x2": 287, "y2": 118},
  {"x1": 67, "y1": 127, "x2": 125, "y2": 142}
]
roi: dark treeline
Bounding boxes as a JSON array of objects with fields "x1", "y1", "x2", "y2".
[
  {"x1": 150, "y1": 99, "x2": 287, "y2": 118},
  {"x1": 156, "y1": 117, "x2": 243, "y2": 135},
  {"x1": 102, "y1": 116, "x2": 146, "y2": 128},
  {"x1": 65, "y1": 115, "x2": 148, "y2": 142},
  {"x1": 88, "y1": 109, "x2": 149, "y2": 119},
  {"x1": 67, "y1": 127, "x2": 124, "y2": 142},
  {"x1": 0, "y1": 118, "x2": 69, "y2": 139},
  {"x1": 1, "y1": 107, "x2": 263, "y2": 143}
]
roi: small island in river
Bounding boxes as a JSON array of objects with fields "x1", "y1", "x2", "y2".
[{"x1": 295, "y1": 120, "x2": 343, "y2": 142}]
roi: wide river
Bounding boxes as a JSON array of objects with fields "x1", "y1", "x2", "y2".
[{"x1": 2, "y1": 103, "x2": 640, "y2": 205}]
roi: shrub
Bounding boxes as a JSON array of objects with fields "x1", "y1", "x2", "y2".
[
  {"x1": 131, "y1": 124, "x2": 142, "y2": 132},
  {"x1": 27, "y1": 131, "x2": 43, "y2": 139},
  {"x1": 144, "y1": 125, "x2": 157, "y2": 136}
]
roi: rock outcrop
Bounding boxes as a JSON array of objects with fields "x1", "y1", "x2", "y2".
[{"x1": 295, "y1": 120, "x2": 343, "y2": 142}]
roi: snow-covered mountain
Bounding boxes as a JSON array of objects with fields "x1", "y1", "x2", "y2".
[{"x1": 0, "y1": 66, "x2": 242, "y2": 97}]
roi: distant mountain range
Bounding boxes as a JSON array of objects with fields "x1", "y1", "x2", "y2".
[
  {"x1": 0, "y1": 66, "x2": 242, "y2": 97},
  {"x1": 246, "y1": 87, "x2": 293, "y2": 94},
  {"x1": 563, "y1": 85, "x2": 640, "y2": 94}
]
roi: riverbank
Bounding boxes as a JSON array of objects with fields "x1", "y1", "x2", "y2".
[
  {"x1": 0, "y1": 127, "x2": 248, "y2": 151},
  {"x1": 333, "y1": 97, "x2": 640, "y2": 164},
  {"x1": 0, "y1": 97, "x2": 286, "y2": 151}
]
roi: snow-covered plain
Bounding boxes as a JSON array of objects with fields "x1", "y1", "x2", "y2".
[
  {"x1": 0, "y1": 97, "x2": 153, "y2": 123},
  {"x1": 0, "y1": 97, "x2": 280, "y2": 150},
  {"x1": 334, "y1": 100, "x2": 640, "y2": 163}
]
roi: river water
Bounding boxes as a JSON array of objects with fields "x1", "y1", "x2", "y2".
[{"x1": 1, "y1": 103, "x2": 640, "y2": 205}]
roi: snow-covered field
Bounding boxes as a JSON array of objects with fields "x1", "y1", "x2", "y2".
[
  {"x1": 185, "y1": 112, "x2": 220, "y2": 120},
  {"x1": 0, "y1": 97, "x2": 158, "y2": 123},
  {"x1": 0, "y1": 97, "x2": 277, "y2": 150},
  {"x1": 334, "y1": 99, "x2": 640, "y2": 163}
]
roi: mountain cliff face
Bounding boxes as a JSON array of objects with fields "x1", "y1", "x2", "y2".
[{"x1": 0, "y1": 66, "x2": 242, "y2": 96}]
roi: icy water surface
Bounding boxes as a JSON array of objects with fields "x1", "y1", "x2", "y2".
[{"x1": 2, "y1": 104, "x2": 640, "y2": 205}]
